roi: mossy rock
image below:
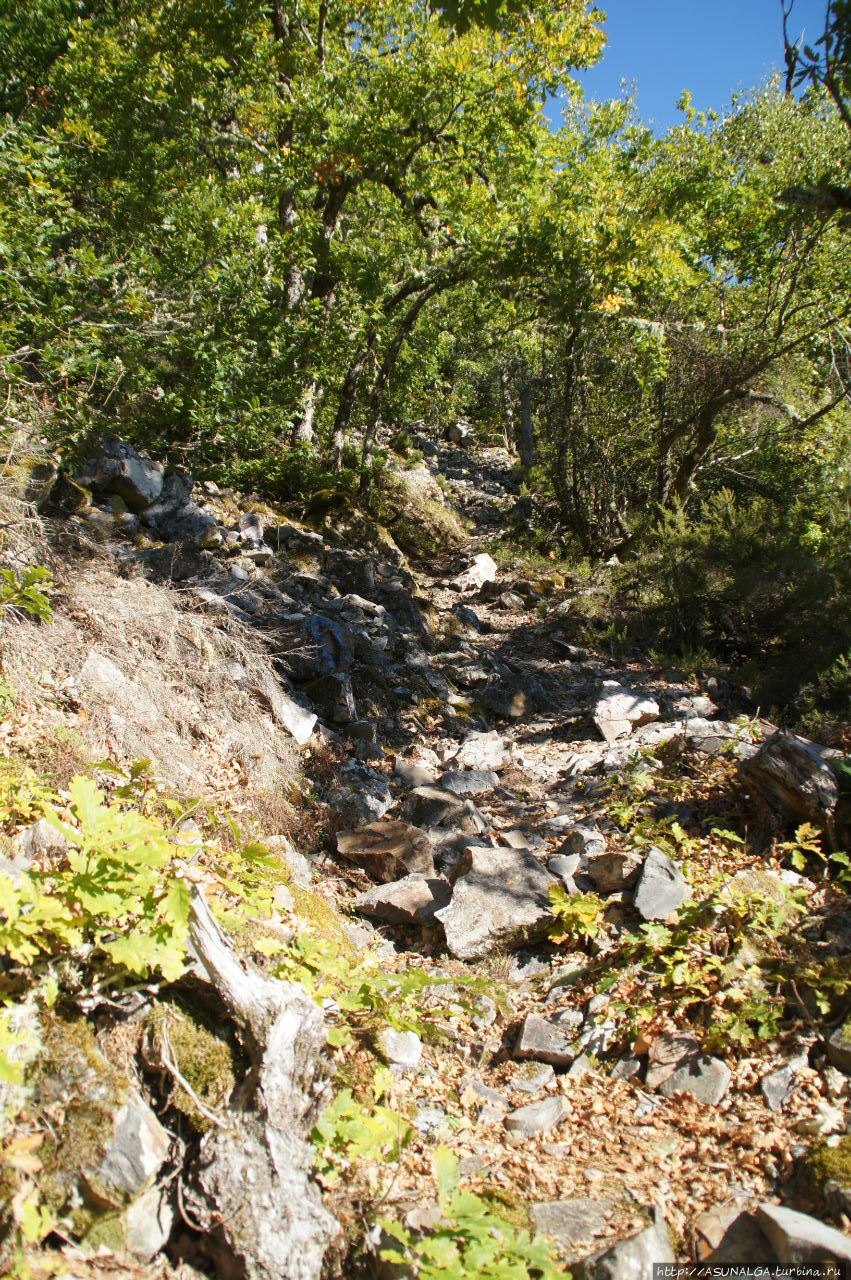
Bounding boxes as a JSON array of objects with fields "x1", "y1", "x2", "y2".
[
  {"x1": 144, "y1": 999, "x2": 239, "y2": 1134},
  {"x1": 290, "y1": 883, "x2": 355, "y2": 957},
  {"x1": 476, "y1": 1185, "x2": 531, "y2": 1230},
  {"x1": 801, "y1": 1137, "x2": 851, "y2": 1197},
  {"x1": 305, "y1": 488, "x2": 354, "y2": 520},
  {"x1": 31, "y1": 1013, "x2": 128, "y2": 1228},
  {"x1": 368, "y1": 468, "x2": 467, "y2": 560}
]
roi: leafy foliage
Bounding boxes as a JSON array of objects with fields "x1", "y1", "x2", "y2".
[
  {"x1": 379, "y1": 1146, "x2": 565, "y2": 1279},
  {"x1": 0, "y1": 568, "x2": 53, "y2": 624}
]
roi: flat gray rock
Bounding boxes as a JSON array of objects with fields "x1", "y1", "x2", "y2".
[
  {"x1": 657, "y1": 1055, "x2": 731, "y2": 1106},
  {"x1": 633, "y1": 846, "x2": 690, "y2": 920},
  {"x1": 760, "y1": 1057, "x2": 807, "y2": 1111},
  {"x1": 78, "y1": 650, "x2": 159, "y2": 731},
  {"x1": 393, "y1": 757, "x2": 438, "y2": 787},
  {"x1": 594, "y1": 681, "x2": 659, "y2": 744},
  {"x1": 440, "y1": 768, "x2": 500, "y2": 796},
  {"x1": 503, "y1": 1095, "x2": 566, "y2": 1137},
  {"x1": 434, "y1": 846, "x2": 556, "y2": 960},
  {"x1": 450, "y1": 730, "x2": 508, "y2": 771},
  {"x1": 514, "y1": 1013, "x2": 575, "y2": 1068},
  {"x1": 355, "y1": 875, "x2": 451, "y2": 924},
  {"x1": 574, "y1": 1209, "x2": 674, "y2": 1279},
  {"x1": 98, "y1": 1094, "x2": 171, "y2": 1197},
  {"x1": 403, "y1": 785, "x2": 466, "y2": 828},
  {"x1": 529, "y1": 1198, "x2": 612, "y2": 1252},
  {"x1": 756, "y1": 1202, "x2": 851, "y2": 1267}
]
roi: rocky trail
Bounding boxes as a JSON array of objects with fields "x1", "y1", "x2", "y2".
[{"x1": 2, "y1": 428, "x2": 851, "y2": 1279}]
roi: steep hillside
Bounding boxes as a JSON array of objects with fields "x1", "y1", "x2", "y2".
[{"x1": 0, "y1": 428, "x2": 850, "y2": 1280}]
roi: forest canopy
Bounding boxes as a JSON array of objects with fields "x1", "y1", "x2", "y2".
[{"x1": 2, "y1": 0, "x2": 850, "y2": 720}]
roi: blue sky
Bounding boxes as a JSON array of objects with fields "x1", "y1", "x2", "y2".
[{"x1": 547, "y1": 0, "x2": 829, "y2": 133}]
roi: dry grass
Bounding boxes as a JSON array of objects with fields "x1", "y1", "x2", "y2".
[{"x1": 0, "y1": 526, "x2": 301, "y2": 805}]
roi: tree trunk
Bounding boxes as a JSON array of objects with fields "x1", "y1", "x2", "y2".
[{"x1": 519, "y1": 362, "x2": 534, "y2": 468}]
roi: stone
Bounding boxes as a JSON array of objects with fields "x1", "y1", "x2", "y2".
[
  {"x1": 123, "y1": 1184, "x2": 174, "y2": 1261},
  {"x1": 434, "y1": 846, "x2": 556, "y2": 960},
  {"x1": 453, "y1": 553, "x2": 498, "y2": 591},
  {"x1": 440, "y1": 768, "x2": 500, "y2": 796},
  {"x1": 377, "y1": 1028, "x2": 422, "y2": 1070},
  {"x1": 574, "y1": 1209, "x2": 674, "y2": 1279},
  {"x1": 693, "y1": 1202, "x2": 776, "y2": 1268},
  {"x1": 514, "y1": 1014, "x2": 575, "y2": 1068},
  {"x1": 337, "y1": 820, "x2": 435, "y2": 881},
  {"x1": 760, "y1": 1057, "x2": 808, "y2": 1111},
  {"x1": 331, "y1": 763, "x2": 394, "y2": 822},
  {"x1": 11, "y1": 818, "x2": 68, "y2": 868},
  {"x1": 756, "y1": 1203, "x2": 851, "y2": 1267},
  {"x1": 633, "y1": 846, "x2": 690, "y2": 920},
  {"x1": 450, "y1": 729, "x2": 508, "y2": 770},
  {"x1": 393, "y1": 757, "x2": 438, "y2": 787},
  {"x1": 237, "y1": 669, "x2": 317, "y2": 745},
  {"x1": 528, "y1": 1198, "x2": 612, "y2": 1253},
  {"x1": 741, "y1": 731, "x2": 840, "y2": 841},
  {"x1": 98, "y1": 1094, "x2": 171, "y2": 1197},
  {"x1": 265, "y1": 836, "x2": 313, "y2": 889},
  {"x1": 561, "y1": 826, "x2": 606, "y2": 857},
  {"x1": 644, "y1": 1030, "x2": 701, "y2": 1089},
  {"x1": 657, "y1": 1055, "x2": 731, "y2": 1106},
  {"x1": 593, "y1": 681, "x2": 660, "y2": 744},
  {"x1": 827, "y1": 1020, "x2": 851, "y2": 1074},
  {"x1": 451, "y1": 602, "x2": 489, "y2": 633},
  {"x1": 238, "y1": 511, "x2": 264, "y2": 546},
  {"x1": 503, "y1": 1095, "x2": 566, "y2": 1137},
  {"x1": 355, "y1": 876, "x2": 451, "y2": 925},
  {"x1": 548, "y1": 853, "x2": 580, "y2": 890},
  {"x1": 586, "y1": 849, "x2": 643, "y2": 893},
  {"x1": 151, "y1": 499, "x2": 217, "y2": 543},
  {"x1": 460, "y1": 1078, "x2": 510, "y2": 1110},
  {"x1": 513, "y1": 1063, "x2": 556, "y2": 1093},
  {"x1": 79, "y1": 434, "x2": 164, "y2": 511},
  {"x1": 403, "y1": 786, "x2": 466, "y2": 828},
  {"x1": 78, "y1": 650, "x2": 159, "y2": 730}
]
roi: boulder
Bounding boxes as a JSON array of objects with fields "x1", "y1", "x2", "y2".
[
  {"x1": 593, "y1": 682, "x2": 660, "y2": 744},
  {"x1": 336, "y1": 820, "x2": 435, "y2": 881},
  {"x1": 403, "y1": 786, "x2": 466, "y2": 828},
  {"x1": 393, "y1": 757, "x2": 438, "y2": 787},
  {"x1": 574, "y1": 1209, "x2": 674, "y2": 1279},
  {"x1": 78, "y1": 650, "x2": 159, "y2": 730},
  {"x1": 633, "y1": 846, "x2": 690, "y2": 920},
  {"x1": 434, "y1": 846, "x2": 556, "y2": 960},
  {"x1": 449, "y1": 729, "x2": 509, "y2": 771},
  {"x1": 440, "y1": 768, "x2": 500, "y2": 796},
  {"x1": 79, "y1": 434, "x2": 164, "y2": 511},
  {"x1": 355, "y1": 875, "x2": 451, "y2": 924},
  {"x1": 741, "y1": 731, "x2": 840, "y2": 844},
  {"x1": 513, "y1": 1013, "x2": 575, "y2": 1068},
  {"x1": 503, "y1": 1095, "x2": 566, "y2": 1137},
  {"x1": 528, "y1": 1198, "x2": 612, "y2": 1253},
  {"x1": 453, "y1": 553, "x2": 498, "y2": 592},
  {"x1": 756, "y1": 1203, "x2": 851, "y2": 1268}
]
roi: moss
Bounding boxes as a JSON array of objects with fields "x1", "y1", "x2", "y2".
[
  {"x1": 802, "y1": 1136, "x2": 851, "y2": 1193},
  {"x1": 33, "y1": 1014, "x2": 128, "y2": 1229},
  {"x1": 476, "y1": 1186, "x2": 531, "y2": 1230},
  {"x1": 145, "y1": 1000, "x2": 237, "y2": 1134},
  {"x1": 840, "y1": 1016, "x2": 851, "y2": 1045},
  {"x1": 290, "y1": 884, "x2": 355, "y2": 956}
]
